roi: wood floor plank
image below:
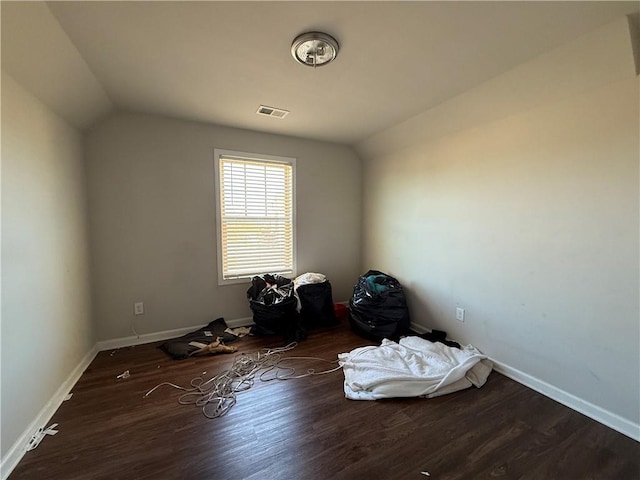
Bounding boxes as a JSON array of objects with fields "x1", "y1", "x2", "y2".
[{"x1": 9, "y1": 322, "x2": 639, "y2": 480}]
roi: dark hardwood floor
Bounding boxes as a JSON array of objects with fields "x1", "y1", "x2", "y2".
[{"x1": 10, "y1": 321, "x2": 639, "y2": 480}]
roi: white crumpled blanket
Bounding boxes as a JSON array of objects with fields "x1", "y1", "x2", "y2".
[{"x1": 338, "y1": 336, "x2": 492, "y2": 400}]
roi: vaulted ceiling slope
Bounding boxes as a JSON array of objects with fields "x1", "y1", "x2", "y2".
[{"x1": 2, "y1": 1, "x2": 638, "y2": 144}]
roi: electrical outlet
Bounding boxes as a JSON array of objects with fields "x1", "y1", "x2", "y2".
[
  {"x1": 456, "y1": 307, "x2": 465, "y2": 322},
  {"x1": 134, "y1": 302, "x2": 144, "y2": 316}
]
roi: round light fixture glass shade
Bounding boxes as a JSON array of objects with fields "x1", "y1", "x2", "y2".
[{"x1": 291, "y1": 32, "x2": 339, "y2": 67}]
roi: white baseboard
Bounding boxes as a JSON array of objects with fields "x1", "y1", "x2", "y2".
[
  {"x1": 1, "y1": 343, "x2": 99, "y2": 480},
  {"x1": 492, "y1": 360, "x2": 640, "y2": 442},
  {"x1": 409, "y1": 322, "x2": 639, "y2": 441},
  {"x1": 96, "y1": 317, "x2": 255, "y2": 351},
  {"x1": 2, "y1": 316, "x2": 255, "y2": 479},
  {"x1": 409, "y1": 321, "x2": 429, "y2": 334}
]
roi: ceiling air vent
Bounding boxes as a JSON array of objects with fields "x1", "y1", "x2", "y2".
[{"x1": 257, "y1": 105, "x2": 289, "y2": 119}]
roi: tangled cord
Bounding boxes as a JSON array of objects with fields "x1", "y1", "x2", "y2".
[{"x1": 143, "y1": 343, "x2": 342, "y2": 419}]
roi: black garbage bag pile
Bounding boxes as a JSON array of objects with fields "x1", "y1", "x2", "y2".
[
  {"x1": 349, "y1": 270, "x2": 410, "y2": 341},
  {"x1": 247, "y1": 274, "x2": 306, "y2": 343}
]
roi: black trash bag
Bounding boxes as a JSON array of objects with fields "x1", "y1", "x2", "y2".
[
  {"x1": 247, "y1": 274, "x2": 306, "y2": 343},
  {"x1": 349, "y1": 270, "x2": 410, "y2": 341},
  {"x1": 297, "y1": 281, "x2": 338, "y2": 328}
]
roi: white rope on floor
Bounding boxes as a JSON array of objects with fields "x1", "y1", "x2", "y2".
[{"x1": 143, "y1": 342, "x2": 342, "y2": 419}]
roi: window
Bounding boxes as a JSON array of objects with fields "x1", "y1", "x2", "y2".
[{"x1": 214, "y1": 149, "x2": 296, "y2": 284}]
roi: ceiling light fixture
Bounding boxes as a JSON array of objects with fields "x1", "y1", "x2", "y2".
[{"x1": 291, "y1": 32, "x2": 339, "y2": 67}]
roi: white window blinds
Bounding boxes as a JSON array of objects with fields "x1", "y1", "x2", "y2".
[{"x1": 216, "y1": 152, "x2": 295, "y2": 282}]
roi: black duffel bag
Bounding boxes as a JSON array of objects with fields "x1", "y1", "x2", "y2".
[
  {"x1": 297, "y1": 280, "x2": 338, "y2": 328},
  {"x1": 349, "y1": 270, "x2": 410, "y2": 341},
  {"x1": 247, "y1": 274, "x2": 306, "y2": 343}
]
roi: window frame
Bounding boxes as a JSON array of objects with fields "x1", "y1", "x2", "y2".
[{"x1": 213, "y1": 148, "x2": 297, "y2": 286}]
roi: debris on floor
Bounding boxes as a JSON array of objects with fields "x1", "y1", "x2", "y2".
[
  {"x1": 224, "y1": 326, "x2": 252, "y2": 337},
  {"x1": 116, "y1": 370, "x2": 130, "y2": 379},
  {"x1": 188, "y1": 337, "x2": 238, "y2": 356},
  {"x1": 26, "y1": 423, "x2": 58, "y2": 451},
  {"x1": 144, "y1": 343, "x2": 342, "y2": 419}
]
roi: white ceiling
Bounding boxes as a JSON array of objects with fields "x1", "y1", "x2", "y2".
[{"x1": 3, "y1": 1, "x2": 638, "y2": 145}]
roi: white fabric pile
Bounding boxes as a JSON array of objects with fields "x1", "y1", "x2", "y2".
[
  {"x1": 338, "y1": 336, "x2": 493, "y2": 401},
  {"x1": 293, "y1": 272, "x2": 327, "y2": 290}
]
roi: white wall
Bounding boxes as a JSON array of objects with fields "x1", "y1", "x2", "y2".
[
  {"x1": 1, "y1": 1, "x2": 113, "y2": 129},
  {"x1": 357, "y1": 19, "x2": 639, "y2": 431},
  {"x1": 1, "y1": 72, "x2": 94, "y2": 459},
  {"x1": 84, "y1": 112, "x2": 362, "y2": 341}
]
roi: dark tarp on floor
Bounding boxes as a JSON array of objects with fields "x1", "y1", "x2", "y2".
[{"x1": 159, "y1": 317, "x2": 238, "y2": 360}]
